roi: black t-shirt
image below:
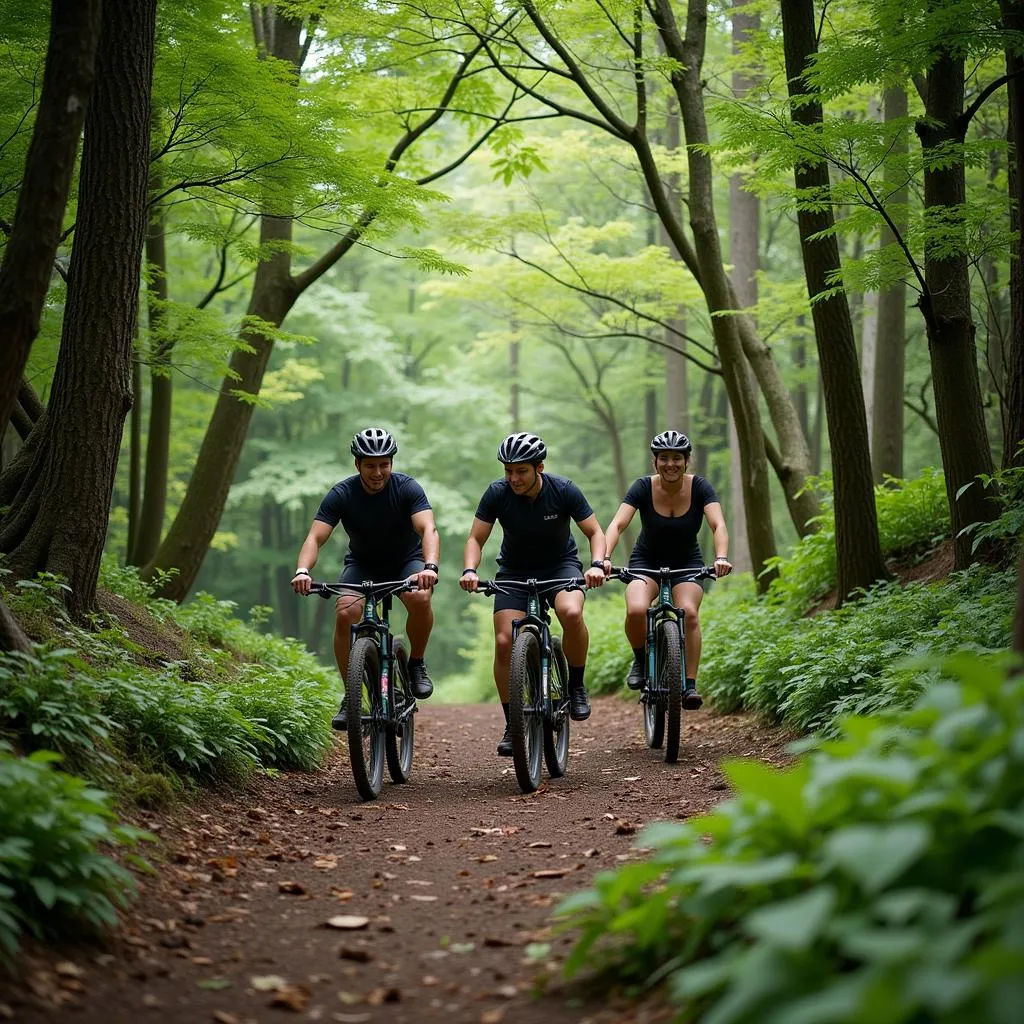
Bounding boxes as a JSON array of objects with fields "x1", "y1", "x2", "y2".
[
  {"x1": 623, "y1": 475, "x2": 720, "y2": 569},
  {"x1": 314, "y1": 473, "x2": 430, "y2": 568},
  {"x1": 474, "y1": 474, "x2": 593, "y2": 572}
]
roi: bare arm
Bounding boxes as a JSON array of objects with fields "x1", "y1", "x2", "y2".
[
  {"x1": 292, "y1": 520, "x2": 334, "y2": 594},
  {"x1": 603, "y1": 502, "x2": 638, "y2": 568},
  {"x1": 410, "y1": 509, "x2": 440, "y2": 589},
  {"x1": 704, "y1": 502, "x2": 732, "y2": 577},
  {"x1": 576, "y1": 513, "x2": 607, "y2": 588},
  {"x1": 460, "y1": 517, "x2": 494, "y2": 591}
]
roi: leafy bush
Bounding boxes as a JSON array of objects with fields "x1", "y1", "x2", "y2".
[
  {"x1": 558, "y1": 654, "x2": 1024, "y2": 1024},
  {"x1": 745, "y1": 567, "x2": 1014, "y2": 733},
  {"x1": 0, "y1": 743, "x2": 145, "y2": 964},
  {"x1": 583, "y1": 593, "x2": 631, "y2": 696}
]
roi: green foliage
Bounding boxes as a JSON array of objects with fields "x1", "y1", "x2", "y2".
[
  {"x1": 582, "y1": 594, "x2": 632, "y2": 696},
  {"x1": 557, "y1": 654, "x2": 1024, "y2": 1024},
  {"x1": 958, "y1": 457, "x2": 1024, "y2": 554},
  {"x1": 0, "y1": 742, "x2": 145, "y2": 965}
]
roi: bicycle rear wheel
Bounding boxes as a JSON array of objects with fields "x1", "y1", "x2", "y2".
[
  {"x1": 658, "y1": 619, "x2": 684, "y2": 763},
  {"x1": 543, "y1": 636, "x2": 570, "y2": 778},
  {"x1": 346, "y1": 637, "x2": 385, "y2": 801},
  {"x1": 509, "y1": 629, "x2": 543, "y2": 793},
  {"x1": 642, "y1": 632, "x2": 664, "y2": 749},
  {"x1": 385, "y1": 639, "x2": 415, "y2": 784}
]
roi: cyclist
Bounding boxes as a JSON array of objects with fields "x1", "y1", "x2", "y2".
[
  {"x1": 291, "y1": 427, "x2": 439, "y2": 729},
  {"x1": 602, "y1": 430, "x2": 732, "y2": 709},
  {"x1": 459, "y1": 432, "x2": 607, "y2": 756}
]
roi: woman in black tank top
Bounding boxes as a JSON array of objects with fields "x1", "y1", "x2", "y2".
[{"x1": 602, "y1": 431, "x2": 732, "y2": 708}]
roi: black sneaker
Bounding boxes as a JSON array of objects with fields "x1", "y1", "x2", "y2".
[
  {"x1": 682, "y1": 684, "x2": 703, "y2": 710},
  {"x1": 569, "y1": 686, "x2": 591, "y2": 721},
  {"x1": 496, "y1": 725, "x2": 513, "y2": 757},
  {"x1": 331, "y1": 700, "x2": 347, "y2": 730},
  {"x1": 626, "y1": 660, "x2": 645, "y2": 691},
  {"x1": 408, "y1": 661, "x2": 433, "y2": 699}
]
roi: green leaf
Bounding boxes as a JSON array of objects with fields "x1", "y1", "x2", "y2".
[
  {"x1": 743, "y1": 886, "x2": 837, "y2": 950},
  {"x1": 823, "y1": 822, "x2": 931, "y2": 893}
]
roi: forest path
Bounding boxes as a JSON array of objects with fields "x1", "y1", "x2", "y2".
[{"x1": 9, "y1": 699, "x2": 789, "y2": 1024}]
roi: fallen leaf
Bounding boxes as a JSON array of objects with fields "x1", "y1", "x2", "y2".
[
  {"x1": 54, "y1": 962, "x2": 85, "y2": 979},
  {"x1": 583, "y1": 848, "x2": 599, "y2": 858},
  {"x1": 269, "y1": 983, "x2": 310, "y2": 1011},
  {"x1": 314, "y1": 856, "x2": 338, "y2": 870},
  {"x1": 477, "y1": 854, "x2": 498, "y2": 863},
  {"x1": 615, "y1": 822, "x2": 638, "y2": 836},
  {"x1": 527, "y1": 841, "x2": 551, "y2": 849},
  {"x1": 278, "y1": 880, "x2": 306, "y2": 895},
  {"x1": 196, "y1": 978, "x2": 231, "y2": 991},
  {"x1": 481, "y1": 1009, "x2": 506, "y2": 1023},
  {"x1": 212, "y1": 1013, "x2": 242, "y2": 1024},
  {"x1": 324, "y1": 916, "x2": 370, "y2": 930},
  {"x1": 330, "y1": 888, "x2": 354, "y2": 901},
  {"x1": 338, "y1": 947, "x2": 372, "y2": 963},
  {"x1": 366, "y1": 986, "x2": 401, "y2": 1005},
  {"x1": 532, "y1": 869, "x2": 568, "y2": 879},
  {"x1": 250, "y1": 975, "x2": 287, "y2": 991},
  {"x1": 408, "y1": 894, "x2": 438, "y2": 902}
]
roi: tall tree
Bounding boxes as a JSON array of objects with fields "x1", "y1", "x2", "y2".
[
  {"x1": 915, "y1": 22, "x2": 998, "y2": 564},
  {"x1": 781, "y1": 0, "x2": 889, "y2": 600},
  {"x1": 0, "y1": 0, "x2": 101, "y2": 439},
  {"x1": 872, "y1": 85, "x2": 908, "y2": 481},
  {"x1": 0, "y1": 0, "x2": 157, "y2": 618}
]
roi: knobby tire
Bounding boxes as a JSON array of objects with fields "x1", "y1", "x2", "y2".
[
  {"x1": 659, "y1": 619, "x2": 684, "y2": 763},
  {"x1": 509, "y1": 629, "x2": 543, "y2": 793},
  {"x1": 346, "y1": 637, "x2": 385, "y2": 801},
  {"x1": 385, "y1": 639, "x2": 415, "y2": 783},
  {"x1": 543, "y1": 636, "x2": 570, "y2": 778}
]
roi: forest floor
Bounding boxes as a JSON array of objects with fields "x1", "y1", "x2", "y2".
[{"x1": 2, "y1": 700, "x2": 790, "y2": 1024}]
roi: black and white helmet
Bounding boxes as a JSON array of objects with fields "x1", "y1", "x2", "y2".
[
  {"x1": 650, "y1": 429, "x2": 692, "y2": 456},
  {"x1": 350, "y1": 427, "x2": 398, "y2": 458},
  {"x1": 497, "y1": 432, "x2": 547, "y2": 465}
]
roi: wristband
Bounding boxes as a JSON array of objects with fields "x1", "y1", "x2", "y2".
[
  {"x1": 461, "y1": 568, "x2": 478, "y2": 576},
  {"x1": 294, "y1": 568, "x2": 310, "y2": 576},
  {"x1": 591, "y1": 559, "x2": 607, "y2": 569},
  {"x1": 714, "y1": 556, "x2": 729, "y2": 563},
  {"x1": 423, "y1": 562, "x2": 439, "y2": 573}
]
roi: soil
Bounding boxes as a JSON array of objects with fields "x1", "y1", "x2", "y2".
[{"x1": 1, "y1": 700, "x2": 790, "y2": 1024}]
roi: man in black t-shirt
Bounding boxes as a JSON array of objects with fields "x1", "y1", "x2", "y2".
[
  {"x1": 460, "y1": 432, "x2": 607, "y2": 756},
  {"x1": 292, "y1": 428, "x2": 440, "y2": 729}
]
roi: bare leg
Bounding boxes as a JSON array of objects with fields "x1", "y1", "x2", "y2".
[
  {"x1": 492, "y1": 609, "x2": 519, "y2": 702},
  {"x1": 398, "y1": 588, "x2": 433, "y2": 659},
  {"x1": 624, "y1": 579, "x2": 657, "y2": 649},
  {"x1": 332, "y1": 592, "x2": 365, "y2": 683},
  {"x1": 552, "y1": 589, "x2": 587, "y2": 665},
  {"x1": 673, "y1": 582, "x2": 704, "y2": 679}
]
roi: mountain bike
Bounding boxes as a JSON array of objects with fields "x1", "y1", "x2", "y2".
[
  {"x1": 608, "y1": 565, "x2": 715, "y2": 764},
  {"x1": 305, "y1": 579, "x2": 418, "y2": 801},
  {"x1": 469, "y1": 577, "x2": 580, "y2": 794}
]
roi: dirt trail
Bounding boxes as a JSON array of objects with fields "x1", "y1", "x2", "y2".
[{"x1": 5, "y1": 699, "x2": 789, "y2": 1024}]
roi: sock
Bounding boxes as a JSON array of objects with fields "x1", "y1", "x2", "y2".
[
  {"x1": 568, "y1": 664, "x2": 586, "y2": 692},
  {"x1": 409, "y1": 657, "x2": 424, "y2": 668},
  {"x1": 501, "y1": 701, "x2": 510, "y2": 724},
  {"x1": 685, "y1": 676, "x2": 697, "y2": 690},
  {"x1": 631, "y1": 646, "x2": 645, "y2": 665}
]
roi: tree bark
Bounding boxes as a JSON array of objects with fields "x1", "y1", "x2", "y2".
[
  {"x1": 781, "y1": 0, "x2": 889, "y2": 601},
  {"x1": 131, "y1": 193, "x2": 173, "y2": 566},
  {"x1": 0, "y1": 0, "x2": 157, "y2": 619},
  {"x1": 1001, "y1": 0, "x2": 1024, "y2": 469},
  {"x1": 0, "y1": 598, "x2": 30, "y2": 654},
  {"x1": 647, "y1": 0, "x2": 777, "y2": 588},
  {"x1": 873, "y1": 85, "x2": 908, "y2": 482},
  {"x1": 916, "y1": 44, "x2": 998, "y2": 565},
  {"x1": 0, "y1": 0, "x2": 102, "y2": 439},
  {"x1": 727, "y1": 0, "x2": 759, "y2": 572}
]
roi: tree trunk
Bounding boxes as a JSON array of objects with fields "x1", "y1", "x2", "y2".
[
  {"x1": 1001, "y1": 0, "x2": 1024, "y2": 469},
  {"x1": 127, "y1": 345, "x2": 142, "y2": 560},
  {"x1": 650, "y1": 0, "x2": 777, "y2": 590},
  {"x1": 0, "y1": 0, "x2": 156, "y2": 619},
  {"x1": 873, "y1": 86, "x2": 909, "y2": 482},
  {"x1": 0, "y1": 598, "x2": 30, "y2": 654},
  {"x1": 916, "y1": 46, "x2": 997, "y2": 565},
  {"x1": 781, "y1": 0, "x2": 889, "y2": 601},
  {"x1": 0, "y1": 0, "x2": 102, "y2": 438},
  {"x1": 727, "y1": 0, "x2": 759, "y2": 572},
  {"x1": 860, "y1": 289, "x2": 878, "y2": 454},
  {"x1": 131, "y1": 194, "x2": 173, "y2": 566}
]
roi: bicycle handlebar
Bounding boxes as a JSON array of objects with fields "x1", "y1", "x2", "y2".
[
  {"x1": 607, "y1": 565, "x2": 717, "y2": 584},
  {"x1": 470, "y1": 577, "x2": 585, "y2": 597},
  {"x1": 306, "y1": 579, "x2": 419, "y2": 600}
]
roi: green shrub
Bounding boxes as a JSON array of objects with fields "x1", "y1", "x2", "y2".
[
  {"x1": 558, "y1": 653, "x2": 1024, "y2": 1024},
  {"x1": 583, "y1": 593, "x2": 631, "y2": 696},
  {"x1": 0, "y1": 742, "x2": 145, "y2": 965}
]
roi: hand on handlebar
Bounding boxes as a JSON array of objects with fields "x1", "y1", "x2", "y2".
[
  {"x1": 291, "y1": 571, "x2": 312, "y2": 595},
  {"x1": 411, "y1": 568, "x2": 438, "y2": 590},
  {"x1": 584, "y1": 565, "x2": 606, "y2": 589},
  {"x1": 714, "y1": 558, "x2": 733, "y2": 579},
  {"x1": 459, "y1": 570, "x2": 479, "y2": 593}
]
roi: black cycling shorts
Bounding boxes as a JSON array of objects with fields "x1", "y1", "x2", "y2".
[
  {"x1": 338, "y1": 556, "x2": 424, "y2": 588},
  {"x1": 492, "y1": 560, "x2": 585, "y2": 614}
]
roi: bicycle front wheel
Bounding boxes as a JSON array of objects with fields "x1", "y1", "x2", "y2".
[
  {"x1": 346, "y1": 637, "x2": 385, "y2": 801},
  {"x1": 385, "y1": 639, "x2": 415, "y2": 784},
  {"x1": 543, "y1": 636, "x2": 570, "y2": 778},
  {"x1": 509, "y1": 629, "x2": 543, "y2": 793},
  {"x1": 658, "y1": 619, "x2": 684, "y2": 763}
]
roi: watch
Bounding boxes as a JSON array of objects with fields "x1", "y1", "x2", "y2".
[
  {"x1": 294, "y1": 568, "x2": 310, "y2": 576},
  {"x1": 591, "y1": 559, "x2": 607, "y2": 569},
  {"x1": 461, "y1": 568, "x2": 478, "y2": 576},
  {"x1": 423, "y1": 562, "x2": 439, "y2": 573}
]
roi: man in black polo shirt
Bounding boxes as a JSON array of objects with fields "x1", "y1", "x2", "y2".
[
  {"x1": 460, "y1": 432, "x2": 607, "y2": 756},
  {"x1": 292, "y1": 428, "x2": 439, "y2": 729}
]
